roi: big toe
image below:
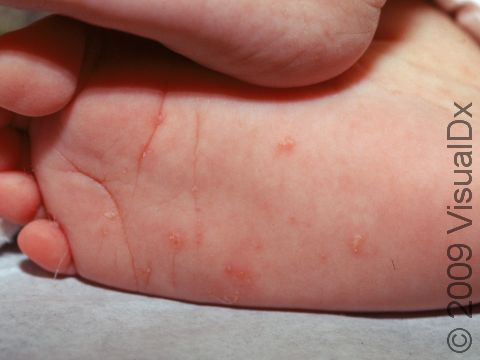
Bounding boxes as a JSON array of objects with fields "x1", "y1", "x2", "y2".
[{"x1": 18, "y1": 219, "x2": 76, "y2": 276}]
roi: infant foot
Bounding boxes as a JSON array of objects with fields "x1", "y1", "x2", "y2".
[{"x1": 1, "y1": 2, "x2": 480, "y2": 311}]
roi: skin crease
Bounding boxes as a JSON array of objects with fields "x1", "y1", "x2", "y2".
[
  {"x1": 0, "y1": 0, "x2": 479, "y2": 311},
  {"x1": 0, "y1": 0, "x2": 385, "y2": 87}
]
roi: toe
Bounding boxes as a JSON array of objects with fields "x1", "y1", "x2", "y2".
[
  {"x1": 0, "y1": 171, "x2": 40, "y2": 224},
  {"x1": 0, "y1": 16, "x2": 86, "y2": 116},
  {"x1": 18, "y1": 219, "x2": 76, "y2": 275}
]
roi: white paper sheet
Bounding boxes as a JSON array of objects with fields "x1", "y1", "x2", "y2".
[{"x1": 0, "y1": 218, "x2": 20, "y2": 247}]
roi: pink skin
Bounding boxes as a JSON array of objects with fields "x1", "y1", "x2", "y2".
[
  {"x1": 0, "y1": 0, "x2": 480, "y2": 311},
  {"x1": 436, "y1": 0, "x2": 480, "y2": 41},
  {"x1": 0, "y1": 0, "x2": 386, "y2": 87}
]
